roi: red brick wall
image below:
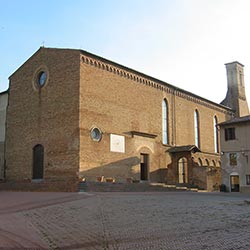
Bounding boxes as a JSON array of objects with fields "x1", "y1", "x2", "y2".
[
  {"x1": 5, "y1": 48, "x2": 80, "y2": 183},
  {"x1": 78, "y1": 52, "x2": 231, "y2": 185},
  {"x1": 5, "y1": 48, "x2": 232, "y2": 190}
]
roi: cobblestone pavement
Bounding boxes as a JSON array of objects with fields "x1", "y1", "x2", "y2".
[{"x1": 1, "y1": 191, "x2": 250, "y2": 249}]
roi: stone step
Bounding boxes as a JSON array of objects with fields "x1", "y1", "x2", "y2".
[
  {"x1": 78, "y1": 181, "x2": 199, "y2": 192},
  {"x1": 0, "y1": 180, "x2": 78, "y2": 192}
]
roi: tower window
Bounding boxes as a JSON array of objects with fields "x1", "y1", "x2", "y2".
[{"x1": 239, "y1": 72, "x2": 244, "y2": 86}]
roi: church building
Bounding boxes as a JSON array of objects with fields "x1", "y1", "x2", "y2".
[{"x1": 2, "y1": 47, "x2": 249, "y2": 191}]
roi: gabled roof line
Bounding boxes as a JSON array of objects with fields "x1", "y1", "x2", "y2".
[
  {"x1": 79, "y1": 49, "x2": 232, "y2": 112},
  {"x1": 218, "y1": 115, "x2": 250, "y2": 126},
  {"x1": 9, "y1": 46, "x2": 233, "y2": 113}
]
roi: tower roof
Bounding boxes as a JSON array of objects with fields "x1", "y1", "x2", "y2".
[{"x1": 225, "y1": 61, "x2": 244, "y2": 67}]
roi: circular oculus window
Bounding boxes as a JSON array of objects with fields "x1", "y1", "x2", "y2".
[
  {"x1": 37, "y1": 71, "x2": 47, "y2": 87},
  {"x1": 90, "y1": 127, "x2": 102, "y2": 142}
]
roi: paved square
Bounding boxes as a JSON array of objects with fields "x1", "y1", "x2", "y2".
[{"x1": 0, "y1": 191, "x2": 250, "y2": 249}]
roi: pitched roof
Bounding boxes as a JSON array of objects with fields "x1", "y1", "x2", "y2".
[
  {"x1": 9, "y1": 47, "x2": 233, "y2": 113},
  {"x1": 79, "y1": 48, "x2": 231, "y2": 112},
  {"x1": 168, "y1": 145, "x2": 201, "y2": 153},
  {"x1": 218, "y1": 115, "x2": 250, "y2": 126}
]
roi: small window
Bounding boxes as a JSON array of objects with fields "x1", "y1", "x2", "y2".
[
  {"x1": 90, "y1": 127, "x2": 102, "y2": 142},
  {"x1": 225, "y1": 127, "x2": 235, "y2": 141},
  {"x1": 37, "y1": 71, "x2": 47, "y2": 87},
  {"x1": 229, "y1": 153, "x2": 237, "y2": 166},
  {"x1": 246, "y1": 175, "x2": 250, "y2": 185}
]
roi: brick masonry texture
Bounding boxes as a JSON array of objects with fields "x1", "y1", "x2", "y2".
[
  {"x1": 5, "y1": 47, "x2": 234, "y2": 191},
  {"x1": 78, "y1": 51, "x2": 230, "y2": 189},
  {"x1": 6, "y1": 48, "x2": 80, "y2": 186}
]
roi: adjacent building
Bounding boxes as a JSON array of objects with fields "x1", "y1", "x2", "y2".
[
  {"x1": 219, "y1": 116, "x2": 250, "y2": 193},
  {"x1": 2, "y1": 48, "x2": 249, "y2": 191},
  {"x1": 0, "y1": 91, "x2": 8, "y2": 180}
]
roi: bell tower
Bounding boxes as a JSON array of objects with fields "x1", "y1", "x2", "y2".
[{"x1": 221, "y1": 61, "x2": 249, "y2": 117}]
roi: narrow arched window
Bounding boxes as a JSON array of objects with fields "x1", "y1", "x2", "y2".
[
  {"x1": 198, "y1": 158, "x2": 203, "y2": 166},
  {"x1": 162, "y1": 99, "x2": 168, "y2": 145},
  {"x1": 205, "y1": 159, "x2": 210, "y2": 167},
  {"x1": 194, "y1": 110, "x2": 200, "y2": 148},
  {"x1": 212, "y1": 160, "x2": 216, "y2": 167},
  {"x1": 214, "y1": 116, "x2": 219, "y2": 153}
]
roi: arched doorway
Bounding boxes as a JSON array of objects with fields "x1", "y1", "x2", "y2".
[
  {"x1": 140, "y1": 153, "x2": 149, "y2": 181},
  {"x1": 230, "y1": 173, "x2": 240, "y2": 192},
  {"x1": 32, "y1": 144, "x2": 44, "y2": 180},
  {"x1": 178, "y1": 157, "x2": 188, "y2": 184}
]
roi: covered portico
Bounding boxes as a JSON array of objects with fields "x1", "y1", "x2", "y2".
[{"x1": 166, "y1": 145, "x2": 221, "y2": 191}]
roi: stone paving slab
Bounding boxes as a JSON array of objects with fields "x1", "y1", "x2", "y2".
[{"x1": 0, "y1": 192, "x2": 250, "y2": 249}]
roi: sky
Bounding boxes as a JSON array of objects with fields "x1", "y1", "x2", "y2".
[{"x1": 1, "y1": 0, "x2": 250, "y2": 104}]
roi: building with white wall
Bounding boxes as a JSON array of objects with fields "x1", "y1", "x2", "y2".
[{"x1": 219, "y1": 115, "x2": 250, "y2": 192}]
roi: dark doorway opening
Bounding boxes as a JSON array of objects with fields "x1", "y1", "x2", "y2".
[
  {"x1": 33, "y1": 144, "x2": 44, "y2": 180},
  {"x1": 140, "y1": 154, "x2": 149, "y2": 181},
  {"x1": 178, "y1": 157, "x2": 188, "y2": 184},
  {"x1": 230, "y1": 175, "x2": 240, "y2": 192}
]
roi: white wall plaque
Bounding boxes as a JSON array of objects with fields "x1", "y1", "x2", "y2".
[{"x1": 110, "y1": 134, "x2": 125, "y2": 153}]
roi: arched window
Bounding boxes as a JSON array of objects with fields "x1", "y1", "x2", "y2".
[
  {"x1": 205, "y1": 159, "x2": 210, "y2": 167},
  {"x1": 214, "y1": 116, "x2": 219, "y2": 153},
  {"x1": 212, "y1": 160, "x2": 216, "y2": 167},
  {"x1": 162, "y1": 99, "x2": 169, "y2": 145},
  {"x1": 198, "y1": 158, "x2": 203, "y2": 166},
  {"x1": 194, "y1": 110, "x2": 200, "y2": 148},
  {"x1": 178, "y1": 157, "x2": 188, "y2": 183},
  {"x1": 33, "y1": 144, "x2": 44, "y2": 179}
]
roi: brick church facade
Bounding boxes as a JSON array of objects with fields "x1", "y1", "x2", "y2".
[{"x1": 2, "y1": 47, "x2": 249, "y2": 191}]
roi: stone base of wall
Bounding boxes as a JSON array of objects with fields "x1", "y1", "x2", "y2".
[
  {"x1": 240, "y1": 186, "x2": 250, "y2": 193},
  {"x1": 0, "y1": 178, "x2": 78, "y2": 192}
]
